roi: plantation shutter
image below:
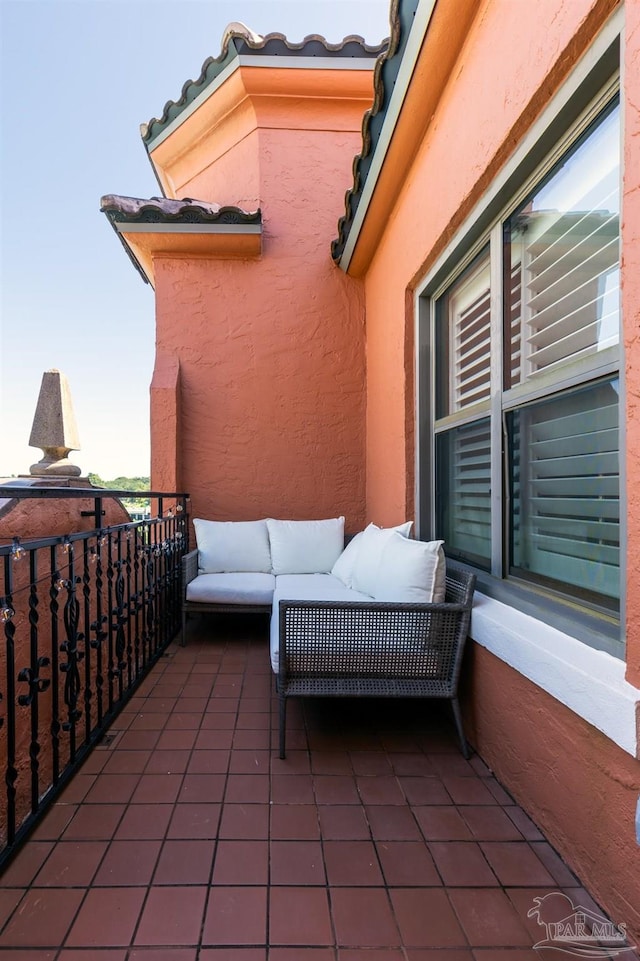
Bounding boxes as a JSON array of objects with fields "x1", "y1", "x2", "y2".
[{"x1": 511, "y1": 379, "x2": 619, "y2": 600}]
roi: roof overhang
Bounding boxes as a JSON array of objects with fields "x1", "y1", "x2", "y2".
[
  {"x1": 333, "y1": 0, "x2": 482, "y2": 276},
  {"x1": 100, "y1": 195, "x2": 262, "y2": 287}
]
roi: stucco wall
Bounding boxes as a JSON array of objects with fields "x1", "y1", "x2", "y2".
[
  {"x1": 357, "y1": 0, "x2": 637, "y2": 940},
  {"x1": 151, "y1": 117, "x2": 367, "y2": 528}
]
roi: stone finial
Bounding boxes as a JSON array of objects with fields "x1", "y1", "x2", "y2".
[{"x1": 28, "y1": 369, "x2": 82, "y2": 476}]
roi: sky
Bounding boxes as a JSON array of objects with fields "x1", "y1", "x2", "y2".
[{"x1": 0, "y1": 0, "x2": 391, "y2": 481}]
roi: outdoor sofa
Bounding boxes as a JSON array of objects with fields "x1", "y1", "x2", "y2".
[{"x1": 181, "y1": 517, "x2": 476, "y2": 757}]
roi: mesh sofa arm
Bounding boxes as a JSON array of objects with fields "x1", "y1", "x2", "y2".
[
  {"x1": 181, "y1": 550, "x2": 199, "y2": 596},
  {"x1": 276, "y1": 566, "x2": 476, "y2": 759}
]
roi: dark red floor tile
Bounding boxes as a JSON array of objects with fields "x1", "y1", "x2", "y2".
[
  {"x1": 460, "y1": 805, "x2": 524, "y2": 840},
  {"x1": 317, "y1": 804, "x2": 370, "y2": 839},
  {"x1": 165, "y1": 712, "x2": 202, "y2": 730},
  {"x1": 504, "y1": 807, "x2": 545, "y2": 841},
  {"x1": 231, "y1": 728, "x2": 271, "y2": 749},
  {"x1": 57, "y1": 773, "x2": 97, "y2": 803},
  {"x1": 228, "y1": 749, "x2": 270, "y2": 774},
  {"x1": 102, "y1": 750, "x2": 151, "y2": 774},
  {"x1": 144, "y1": 749, "x2": 191, "y2": 775},
  {"x1": 428, "y1": 754, "x2": 476, "y2": 777},
  {"x1": 134, "y1": 885, "x2": 207, "y2": 945},
  {"x1": 323, "y1": 839, "x2": 384, "y2": 885},
  {"x1": 219, "y1": 802, "x2": 270, "y2": 839},
  {"x1": 484, "y1": 779, "x2": 514, "y2": 805},
  {"x1": 93, "y1": 838, "x2": 161, "y2": 885},
  {"x1": 479, "y1": 842, "x2": 556, "y2": 886},
  {"x1": 117, "y1": 729, "x2": 161, "y2": 750},
  {"x1": 441, "y1": 777, "x2": 497, "y2": 805},
  {"x1": 271, "y1": 949, "x2": 335, "y2": 960},
  {"x1": 33, "y1": 840, "x2": 107, "y2": 886},
  {"x1": 30, "y1": 803, "x2": 78, "y2": 840},
  {"x1": 0, "y1": 887, "x2": 27, "y2": 927},
  {"x1": 131, "y1": 773, "x2": 183, "y2": 803},
  {"x1": 331, "y1": 887, "x2": 400, "y2": 947},
  {"x1": 187, "y1": 750, "x2": 230, "y2": 774},
  {"x1": 271, "y1": 750, "x2": 312, "y2": 774},
  {"x1": 414, "y1": 806, "x2": 473, "y2": 840},
  {"x1": 375, "y1": 839, "x2": 441, "y2": 886},
  {"x1": 530, "y1": 842, "x2": 579, "y2": 885},
  {"x1": 270, "y1": 887, "x2": 333, "y2": 945},
  {"x1": 113, "y1": 803, "x2": 172, "y2": 840},
  {"x1": 356, "y1": 776, "x2": 405, "y2": 805},
  {"x1": 350, "y1": 752, "x2": 393, "y2": 775},
  {"x1": 83, "y1": 773, "x2": 140, "y2": 804},
  {"x1": 202, "y1": 886, "x2": 267, "y2": 945},
  {"x1": 429, "y1": 842, "x2": 499, "y2": 886},
  {"x1": 398, "y1": 777, "x2": 451, "y2": 805},
  {"x1": 156, "y1": 729, "x2": 198, "y2": 750},
  {"x1": 195, "y1": 728, "x2": 234, "y2": 749},
  {"x1": 270, "y1": 803, "x2": 320, "y2": 839},
  {"x1": 167, "y1": 802, "x2": 221, "y2": 839},
  {"x1": 65, "y1": 887, "x2": 145, "y2": 947},
  {"x1": 312, "y1": 775, "x2": 361, "y2": 805},
  {"x1": 153, "y1": 838, "x2": 215, "y2": 884},
  {"x1": 406, "y1": 950, "x2": 473, "y2": 961},
  {"x1": 271, "y1": 774, "x2": 315, "y2": 804},
  {"x1": 448, "y1": 887, "x2": 533, "y2": 946},
  {"x1": 62, "y1": 803, "x2": 124, "y2": 840},
  {"x1": 128, "y1": 712, "x2": 167, "y2": 731},
  {"x1": 310, "y1": 752, "x2": 354, "y2": 775},
  {"x1": 211, "y1": 839, "x2": 268, "y2": 884},
  {"x1": 270, "y1": 840, "x2": 326, "y2": 884},
  {"x1": 389, "y1": 888, "x2": 467, "y2": 947},
  {"x1": 340, "y1": 950, "x2": 405, "y2": 960},
  {"x1": 0, "y1": 888, "x2": 84, "y2": 947},
  {"x1": 178, "y1": 773, "x2": 226, "y2": 803},
  {"x1": 365, "y1": 805, "x2": 422, "y2": 840},
  {"x1": 224, "y1": 773, "x2": 270, "y2": 803},
  {"x1": 200, "y1": 950, "x2": 266, "y2": 960},
  {"x1": 0, "y1": 841, "x2": 54, "y2": 887},
  {"x1": 389, "y1": 753, "x2": 435, "y2": 776},
  {"x1": 58, "y1": 949, "x2": 128, "y2": 960}
]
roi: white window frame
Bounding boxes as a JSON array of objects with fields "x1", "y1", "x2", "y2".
[{"x1": 415, "y1": 7, "x2": 638, "y2": 757}]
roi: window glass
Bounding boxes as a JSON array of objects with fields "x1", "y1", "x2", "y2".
[
  {"x1": 504, "y1": 100, "x2": 620, "y2": 387},
  {"x1": 436, "y1": 418, "x2": 492, "y2": 568},
  {"x1": 507, "y1": 377, "x2": 619, "y2": 607}
]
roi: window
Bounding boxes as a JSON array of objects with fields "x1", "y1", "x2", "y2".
[{"x1": 431, "y1": 94, "x2": 620, "y2": 618}]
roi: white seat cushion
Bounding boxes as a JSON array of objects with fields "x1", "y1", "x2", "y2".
[
  {"x1": 186, "y1": 572, "x2": 275, "y2": 606},
  {"x1": 193, "y1": 518, "x2": 272, "y2": 573}
]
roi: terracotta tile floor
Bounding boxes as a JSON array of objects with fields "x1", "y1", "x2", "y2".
[{"x1": 0, "y1": 614, "x2": 633, "y2": 959}]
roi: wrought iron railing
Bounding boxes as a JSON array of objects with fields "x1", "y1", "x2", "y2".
[{"x1": 0, "y1": 486, "x2": 189, "y2": 868}]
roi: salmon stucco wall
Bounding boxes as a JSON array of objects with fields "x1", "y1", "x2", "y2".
[
  {"x1": 356, "y1": 0, "x2": 636, "y2": 940},
  {"x1": 465, "y1": 645, "x2": 640, "y2": 941},
  {"x1": 151, "y1": 109, "x2": 368, "y2": 527}
]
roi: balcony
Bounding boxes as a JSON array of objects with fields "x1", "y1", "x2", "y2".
[{"x1": 0, "y1": 488, "x2": 631, "y2": 956}]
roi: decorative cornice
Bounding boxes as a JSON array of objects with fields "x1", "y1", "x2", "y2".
[
  {"x1": 100, "y1": 194, "x2": 261, "y2": 226},
  {"x1": 141, "y1": 22, "x2": 387, "y2": 148},
  {"x1": 331, "y1": 0, "x2": 418, "y2": 264}
]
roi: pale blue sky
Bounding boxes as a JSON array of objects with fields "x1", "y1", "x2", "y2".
[{"x1": 0, "y1": 0, "x2": 390, "y2": 481}]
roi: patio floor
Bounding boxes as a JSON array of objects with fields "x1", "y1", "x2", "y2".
[{"x1": 0, "y1": 613, "x2": 627, "y2": 959}]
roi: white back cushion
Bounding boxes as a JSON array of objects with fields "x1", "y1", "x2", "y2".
[
  {"x1": 373, "y1": 532, "x2": 446, "y2": 603},
  {"x1": 349, "y1": 522, "x2": 413, "y2": 595},
  {"x1": 267, "y1": 517, "x2": 345, "y2": 574},
  {"x1": 193, "y1": 518, "x2": 272, "y2": 573}
]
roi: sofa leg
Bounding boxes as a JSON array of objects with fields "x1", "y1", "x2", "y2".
[
  {"x1": 450, "y1": 697, "x2": 471, "y2": 759},
  {"x1": 279, "y1": 694, "x2": 287, "y2": 759}
]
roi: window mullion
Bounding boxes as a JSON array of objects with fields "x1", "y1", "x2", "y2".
[{"x1": 490, "y1": 223, "x2": 504, "y2": 578}]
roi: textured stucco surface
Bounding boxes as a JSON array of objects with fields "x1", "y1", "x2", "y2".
[
  {"x1": 356, "y1": 0, "x2": 637, "y2": 937},
  {"x1": 465, "y1": 644, "x2": 640, "y2": 942},
  {"x1": 149, "y1": 71, "x2": 370, "y2": 529}
]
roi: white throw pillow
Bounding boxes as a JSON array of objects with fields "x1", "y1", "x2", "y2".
[
  {"x1": 267, "y1": 517, "x2": 345, "y2": 574},
  {"x1": 331, "y1": 521, "x2": 413, "y2": 589},
  {"x1": 193, "y1": 518, "x2": 272, "y2": 573},
  {"x1": 349, "y1": 521, "x2": 413, "y2": 596},
  {"x1": 373, "y1": 532, "x2": 446, "y2": 603}
]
